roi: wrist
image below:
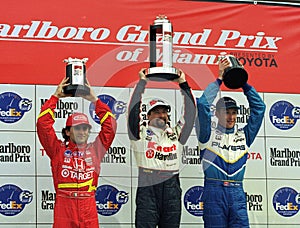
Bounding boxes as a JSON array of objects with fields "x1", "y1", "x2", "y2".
[
  {"x1": 91, "y1": 97, "x2": 98, "y2": 103},
  {"x1": 216, "y1": 78, "x2": 222, "y2": 86},
  {"x1": 139, "y1": 78, "x2": 148, "y2": 85},
  {"x1": 218, "y1": 70, "x2": 224, "y2": 77},
  {"x1": 178, "y1": 78, "x2": 186, "y2": 84}
]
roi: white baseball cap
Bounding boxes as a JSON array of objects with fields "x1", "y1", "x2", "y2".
[{"x1": 147, "y1": 99, "x2": 170, "y2": 114}]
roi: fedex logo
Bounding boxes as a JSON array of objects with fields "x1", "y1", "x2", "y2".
[
  {"x1": 97, "y1": 201, "x2": 119, "y2": 210},
  {"x1": 275, "y1": 203, "x2": 298, "y2": 211}
]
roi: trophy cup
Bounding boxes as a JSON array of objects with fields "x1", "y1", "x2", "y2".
[
  {"x1": 146, "y1": 15, "x2": 179, "y2": 81},
  {"x1": 63, "y1": 57, "x2": 90, "y2": 96},
  {"x1": 220, "y1": 54, "x2": 248, "y2": 89}
]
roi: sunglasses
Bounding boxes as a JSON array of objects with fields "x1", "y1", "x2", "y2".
[{"x1": 73, "y1": 125, "x2": 90, "y2": 131}]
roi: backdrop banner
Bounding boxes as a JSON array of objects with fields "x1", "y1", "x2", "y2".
[{"x1": 0, "y1": 1, "x2": 299, "y2": 93}]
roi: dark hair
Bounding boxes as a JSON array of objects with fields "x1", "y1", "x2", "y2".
[
  {"x1": 61, "y1": 126, "x2": 71, "y2": 142},
  {"x1": 147, "y1": 105, "x2": 171, "y2": 115},
  {"x1": 61, "y1": 126, "x2": 91, "y2": 143},
  {"x1": 216, "y1": 96, "x2": 239, "y2": 110}
]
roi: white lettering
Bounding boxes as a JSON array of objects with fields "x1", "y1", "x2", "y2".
[
  {"x1": 215, "y1": 30, "x2": 282, "y2": 49},
  {"x1": 0, "y1": 21, "x2": 282, "y2": 49},
  {"x1": 116, "y1": 25, "x2": 144, "y2": 42}
]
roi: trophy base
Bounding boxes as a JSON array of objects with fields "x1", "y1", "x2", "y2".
[
  {"x1": 63, "y1": 85, "x2": 90, "y2": 97},
  {"x1": 146, "y1": 67, "x2": 179, "y2": 81},
  {"x1": 223, "y1": 68, "x2": 248, "y2": 89}
]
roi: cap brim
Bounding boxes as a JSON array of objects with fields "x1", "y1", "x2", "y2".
[
  {"x1": 147, "y1": 104, "x2": 170, "y2": 114},
  {"x1": 71, "y1": 122, "x2": 92, "y2": 128},
  {"x1": 226, "y1": 105, "x2": 240, "y2": 110}
]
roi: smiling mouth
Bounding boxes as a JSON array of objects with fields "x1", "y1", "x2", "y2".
[
  {"x1": 77, "y1": 136, "x2": 86, "y2": 139},
  {"x1": 158, "y1": 118, "x2": 167, "y2": 123}
]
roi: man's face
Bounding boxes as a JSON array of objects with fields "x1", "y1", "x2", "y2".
[
  {"x1": 66, "y1": 124, "x2": 90, "y2": 145},
  {"x1": 216, "y1": 108, "x2": 238, "y2": 129},
  {"x1": 147, "y1": 106, "x2": 169, "y2": 129}
]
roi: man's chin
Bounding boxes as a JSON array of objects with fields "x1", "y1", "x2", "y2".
[
  {"x1": 75, "y1": 139, "x2": 87, "y2": 145},
  {"x1": 156, "y1": 120, "x2": 167, "y2": 129}
]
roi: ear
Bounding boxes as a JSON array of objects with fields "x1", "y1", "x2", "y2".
[
  {"x1": 65, "y1": 128, "x2": 71, "y2": 136},
  {"x1": 215, "y1": 110, "x2": 220, "y2": 119}
]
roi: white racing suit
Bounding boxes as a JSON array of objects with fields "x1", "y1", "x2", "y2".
[{"x1": 128, "y1": 79, "x2": 196, "y2": 228}]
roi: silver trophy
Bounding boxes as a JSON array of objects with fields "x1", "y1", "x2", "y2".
[
  {"x1": 63, "y1": 57, "x2": 90, "y2": 96},
  {"x1": 219, "y1": 54, "x2": 248, "y2": 89},
  {"x1": 146, "y1": 15, "x2": 179, "y2": 81}
]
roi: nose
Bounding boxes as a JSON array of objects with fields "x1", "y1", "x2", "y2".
[
  {"x1": 159, "y1": 112, "x2": 168, "y2": 118},
  {"x1": 78, "y1": 128, "x2": 85, "y2": 133}
]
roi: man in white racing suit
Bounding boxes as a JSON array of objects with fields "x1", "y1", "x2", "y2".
[{"x1": 128, "y1": 68, "x2": 196, "y2": 228}]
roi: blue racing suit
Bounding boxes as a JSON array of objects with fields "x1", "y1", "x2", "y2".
[{"x1": 196, "y1": 79, "x2": 265, "y2": 228}]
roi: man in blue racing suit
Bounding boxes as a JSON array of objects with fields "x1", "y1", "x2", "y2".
[{"x1": 196, "y1": 58, "x2": 266, "y2": 228}]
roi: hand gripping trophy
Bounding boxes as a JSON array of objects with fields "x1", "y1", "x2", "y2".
[
  {"x1": 146, "y1": 15, "x2": 179, "y2": 81},
  {"x1": 218, "y1": 53, "x2": 248, "y2": 89}
]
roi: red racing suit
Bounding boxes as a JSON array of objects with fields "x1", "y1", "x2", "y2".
[{"x1": 37, "y1": 95, "x2": 116, "y2": 228}]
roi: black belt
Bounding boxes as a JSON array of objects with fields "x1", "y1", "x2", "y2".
[{"x1": 139, "y1": 167, "x2": 179, "y2": 176}]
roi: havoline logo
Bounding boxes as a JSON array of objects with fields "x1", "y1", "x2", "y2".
[
  {"x1": 0, "y1": 92, "x2": 32, "y2": 123},
  {"x1": 0, "y1": 184, "x2": 33, "y2": 216}
]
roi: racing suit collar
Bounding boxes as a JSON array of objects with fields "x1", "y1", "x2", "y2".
[
  {"x1": 148, "y1": 126, "x2": 165, "y2": 135},
  {"x1": 148, "y1": 121, "x2": 172, "y2": 130}
]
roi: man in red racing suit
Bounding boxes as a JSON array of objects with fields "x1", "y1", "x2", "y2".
[{"x1": 37, "y1": 77, "x2": 116, "y2": 228}]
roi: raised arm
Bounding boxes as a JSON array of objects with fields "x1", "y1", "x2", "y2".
[
  {"x1": 81, "y1": 81, "x2": 117, "y2": 159},
  {"x1": 195, "y1": 59, "x2": 230, "y2": 144},
  {"x1": 127, "y1": 69, "x2": 147, "y2": 141},
  {"x1": 242, "y1": 83, "x2": 266, "y2": 147},
  {"x1": 36, "y1": 77, "x2": 71, "y2": 159},
  {"x1": 93, "y1": 98, "x2": 117, "y2": 160},
  {"x1": 174, "y1": 70, "x2": 196, "y2": 145}
]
